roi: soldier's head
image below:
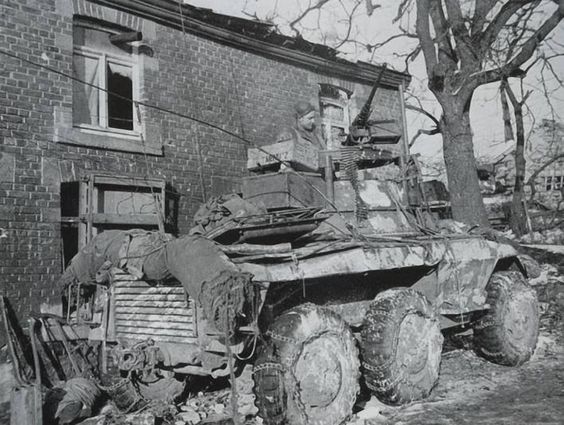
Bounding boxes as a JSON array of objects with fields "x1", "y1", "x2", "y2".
[{"x1": 295, "y1": 101, "x2": 316, "y2": 132}]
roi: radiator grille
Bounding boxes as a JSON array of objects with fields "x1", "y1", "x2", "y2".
[{"x1": 113, "y1": 276, "x2": 197, "y2": 345}]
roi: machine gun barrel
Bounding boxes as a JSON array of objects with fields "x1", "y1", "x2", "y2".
[{"x1": 345, "y1": 64, "x2": 387, "y2": 145}]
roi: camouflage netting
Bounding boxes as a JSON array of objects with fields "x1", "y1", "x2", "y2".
[{"x1": 57, "y1": 231, "x2": 256, "y2": 333}]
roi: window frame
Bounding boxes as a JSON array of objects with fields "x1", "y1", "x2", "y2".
[
  {"x1": 319, "y1": 86, "x2": 351, "y2": 150},
  {"x1": 72, "y1": 24, "x2": 140, "y2": 136},
  {"x1": 554, "y1": 175, "x2": 562, "y2": 191}
]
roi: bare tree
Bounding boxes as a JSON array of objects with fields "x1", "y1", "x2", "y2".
[
  {"x1": 500, "y1": 78, "x2": 531, "y2": 235},
  {"x1": 412, "y1": 0, "x2": 563, "y2": 226}
]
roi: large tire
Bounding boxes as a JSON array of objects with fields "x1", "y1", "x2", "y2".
[
  {"x1": 360, "y1": 288, "x2": 443, "y2": 405},
  {"x1": 473, "y1": 271, "x2": 539, "y2": 366},
  {"x1": 253, "y1": 304, "x2": 360, "y2": 425}
]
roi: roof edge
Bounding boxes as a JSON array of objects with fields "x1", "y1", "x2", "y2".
[{"x1": 90, "y1": 0, "x2": 411, "y2": 88}]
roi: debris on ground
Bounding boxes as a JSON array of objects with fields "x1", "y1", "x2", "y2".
[{"x1": 519, "y1": 227, "x2": 564, "y2": 245}]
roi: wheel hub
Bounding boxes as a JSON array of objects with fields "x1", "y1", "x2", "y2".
[{"x1": 294, "y1": 333, "x2": 343, "y2": 408}]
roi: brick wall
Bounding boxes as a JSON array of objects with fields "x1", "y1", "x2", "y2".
[{"x1": 0, "y1": 0, "x2": 402, "y2": 330}]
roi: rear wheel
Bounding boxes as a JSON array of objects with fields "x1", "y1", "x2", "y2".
[
  {"x1": 473, "y1": 271, "x2": 539, "y2": 366},
  {"x1": 360, "y1": 288, "x2": 443, "y2": 405},
  {"x1": 253, "y1": 304, "x2": 360, "y2": 425}
]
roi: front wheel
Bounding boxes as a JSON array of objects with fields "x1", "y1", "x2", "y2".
[
  {"x1": 360, "y1": 288, "x2": 443, "y2": 405},
  {"x1": 473, "y1": 271, "x2": 539, "y2": 366},
  {"x1": 253, "y1": 304, "x2": 360, "y2": 425}
]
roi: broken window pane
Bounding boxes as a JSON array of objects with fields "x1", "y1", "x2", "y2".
[
  {"x1": 73, "y1": 54, "x2": 99, "y2": 126},
  {"x1": 107, "y1": 62, "x2": 133, "y2": 130}
]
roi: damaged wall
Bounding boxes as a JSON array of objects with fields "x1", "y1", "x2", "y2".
[{"x1": 0, "y1": 0, "x2": 404, "y2": 334}]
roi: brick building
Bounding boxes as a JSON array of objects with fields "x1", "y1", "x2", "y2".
[{"x1": 0, "y1": 0, "x2": 410, "y2": 326}]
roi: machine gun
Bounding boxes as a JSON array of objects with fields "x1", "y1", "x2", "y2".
[{"x1": 344, "y1": 64, "x2": 387, "y2": 146}]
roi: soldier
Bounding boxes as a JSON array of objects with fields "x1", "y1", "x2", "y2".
[{"x1": 276, "y1": 101, "x2": 326, "y2": 171}]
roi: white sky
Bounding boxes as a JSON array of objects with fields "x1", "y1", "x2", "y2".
[{"x1": 186, "y1": 0, "x2": 563, "y2": 165}]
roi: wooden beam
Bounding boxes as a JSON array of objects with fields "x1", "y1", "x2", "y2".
[
  {"x1": 84, "y1": 213, "x2": 160, "y2": 225},
  {"x1": 93, "y1": 175, "x2": 164, "y2": 188}
]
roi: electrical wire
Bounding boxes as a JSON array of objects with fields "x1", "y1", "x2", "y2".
[
  {"x1": 0, "y1": 48, "x2": 434, "y2": 238},
  {"x1": 0, "y1": 47, "x2": 354, "y2": 235}
]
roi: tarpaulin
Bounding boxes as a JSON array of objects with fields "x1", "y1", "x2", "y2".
[{"x1": 58, "y1": 230, "x2": 254, "y2": 333}]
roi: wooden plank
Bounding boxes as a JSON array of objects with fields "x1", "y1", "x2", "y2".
[
  {"x1": 93, "y1": 175, "x2": 164, "y2": 188},
  {"x1": 86, "y1": 176, "x2": 94, "y2": 244},
  {"x1": 219, "y1": 243, "x2": 292, "y2": 256},
  {"x1": 84, "y1": 213, "x2": 160, "y2": 225},
  {"x1": 78, "y1": 180, "x2": 87, "y2": 248}
]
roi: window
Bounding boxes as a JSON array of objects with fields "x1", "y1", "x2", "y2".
[
  {"x1": 319, "y1": 84, "x2": 351, "y2": 150},
  {"x1": 544, "y1": 175, "x2": 562, "y2": 191},
  {"x1": 554, "y1": 176, "x2": 563, "y2": 190},
  {"x1": 73, "y1": 18, "x2": 138, "y2": 133}
]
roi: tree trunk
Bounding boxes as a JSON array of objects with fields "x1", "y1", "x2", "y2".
[
  {"x1": 441, "y1": 106, "x2": 490, "y2": 227},
  {"x1": 508, "y1": 97, "x2": 528, "y2": 236}
]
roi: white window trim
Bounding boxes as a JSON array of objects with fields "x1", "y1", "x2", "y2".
[
  {"x1": 73, "y1": 43, "x2": 140, "y2": 135},
  {"x1": 320, "y1": 95, "x2": 350, "y2": 149}
]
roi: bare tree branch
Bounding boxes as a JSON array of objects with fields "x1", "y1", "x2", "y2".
[
  {"x1": 409, "y1": 127, "x2": 441, "y2": 147},
  {"x1": 288, "y1": 0, "x2": 333, "y2": 36},
  {"x1": 416, "y1": 0, "x2": 439, "y2": 77},
  {"x1": 394, "y1": 0, "x2": 413, "y2": 23},
  {"x1": 479, "y1": 0, "x2": 537, "y2": 54},
  {"x1": 500, "y1": 80, "x2": 515, "y2": 142},
  {"x1": 334, "y1": 0, "x2": 363, "y2": 49},
  {"x1": 365, "y1": 0, "x2": 381, "y2": 16},
  {"x1": 471, "y1": 0, "x2": 499, "y2": 36},
  {"x1": 474, "y1": 4, "x2": 564, "y2": 86},
  {"x1": 405, "y1": 103, "x2": 441, "y2": 127}
]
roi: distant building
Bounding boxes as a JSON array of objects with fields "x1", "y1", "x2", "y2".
[{"x1": 482, "y1": 120, "x2": 564, "y2": 208}]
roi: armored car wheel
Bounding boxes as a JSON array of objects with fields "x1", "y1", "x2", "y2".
[
  {"x1": 360, "y1": 288, "x2": 443, "y2": 405},
  {"x1": 473, "y1": 271, "x2": 539, "y2": 366},
  {"x1": 253, "y1": 303, "x2": 360, "y2": 425}
]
